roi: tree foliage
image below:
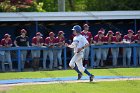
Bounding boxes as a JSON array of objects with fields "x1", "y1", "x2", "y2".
[{"x1": 0, "y1": 0, "x2": 140, "y2": 12}]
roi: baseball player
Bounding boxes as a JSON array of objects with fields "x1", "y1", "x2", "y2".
[
  {"x1": 134, "y1": 30, "x2": 140, "y2": 65},
  {"x1": 81, "y1": 24, "x2": 93, "y2": 67},
  {"x1": 93, "y1": 30, "x2": 104, "y2": 67},
  {"x1": 32, "y1": 32, "x2": 44, "y2": 71},
  {"x1": 54, "y1": 31, "x2": 65, "y2": 69},
  {"x1": 14, "y1": 29, "x2": 29, "y2": 71},
  {"x1": 43, "y1": 32, "x2": 56, "y2": 70},
  {"x1": 65, "y1": 25, "x2": 94, "y2": 82},
  {"x1": 123, "y1": 29, "x2": 135, "y2": 67},
  {"x1": 1, "y1": 34, "x2": 13, "y2": 71},
  {"x1": 101, "y1": 30, "x2": 114, "y2": 66},
  {"x1": 112, "y1": 31, "x2": 122, "y2": 67}
]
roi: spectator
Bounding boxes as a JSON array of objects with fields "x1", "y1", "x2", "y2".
[
  {"x1": 112, "y1": 31, "x2": 123, "y2": 67},
  {"x1": 134, "y1": 30, "x2": 140, "y2": 65},
  {"x1": 123, "y1": 29, "x2": 135, "y2": 67},
  {"x1": 14, "y1": 29, "x2": 30, "y2": 71},
  {"x1": 31, "y1": 32, "x2": 44, "y2": 71},
  {"x1": 81, "y1": 24, "x2": 93, "y2": 67},
  {"x1": 93, "y1": 31, "x2": 104, "y2": 67},
  {"x1": 43, "y1": 32, "x2": 56, "y2": 70},
  {"x1": 1, "y1": 34, "x2": 13, "y2": 71},
  {"x1": 54, "y1": 31, "x2": 65, "y2": 69}
]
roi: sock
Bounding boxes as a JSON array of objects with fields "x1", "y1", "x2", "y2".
[
  {"x1": 73, "y1": 66, "x2": 82, "y2": 75},
  {"x1": 84, "y1": 69, "x2": 92, "y2": 76}
]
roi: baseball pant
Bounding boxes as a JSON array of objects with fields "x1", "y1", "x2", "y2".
[
  {"x1": 123, "y1": 48, "x2": 132, "y2": 66},
  {"x1": 1, "y1": 51, "x2": 12, "y2": 71},
  {"x1": 136, "y1": 47, "x2": 140, "y2": 65},
  {"x1": 20, "y1": 50, "x2": 27, "y2": 70},
  {"x1": 54, "y1": 48, "x2": 63, "y2": 67},
  {"x1": 69, "y1": 51, "x2": 85, "y2": 72},
  {"x1": 94, "y1": 48, "x2": 101, "y2": 67},
  {"x1": 111, "y1": 48, "x2": 119, "y2": 66},
  {"x1": 43, "y1": 49, "x2": 53, "y2": 69}
]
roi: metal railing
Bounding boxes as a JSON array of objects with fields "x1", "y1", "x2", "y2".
[
  {"x1": 0, "y1": 47, "x2": 66, "y2": 71},
  {"x1": 90, "y1": 43, "x2": 140, "y2": 68}
]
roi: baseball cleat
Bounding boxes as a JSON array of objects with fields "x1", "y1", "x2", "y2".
[
  {"x1": 77, "y1": 73, "x2": 82, "y2": 80},
  {"x1": 90, "y1": 75, "x2": 94, "y2": 82}
]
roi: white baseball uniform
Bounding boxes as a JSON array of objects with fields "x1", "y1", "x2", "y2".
[{"x1": 68, "y1": 34, "x2": 88, "y2": 72}]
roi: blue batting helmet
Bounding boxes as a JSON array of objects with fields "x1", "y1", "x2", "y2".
[{"x1": 72, "y1": 25, "x2": 82, "y2": 33}]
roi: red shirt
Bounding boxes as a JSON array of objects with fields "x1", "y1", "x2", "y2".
[
  {"x1": 45, "y1": 37, "x2": 56, "y2": 45},
  {"x1": 113, "y1": 36, "x2": 122, "y2": 42},
  {"x1": 135, "y1": 34, "x2": 140, "y2": 41},
  {"x1": 94, "y1": 35, "x2": 104, "y2": 42},
  {"x1": 81, "y1": 31, "x2": 93, "y2": 43},
  {"x1": 123, "y1": 35, "x2": 135, "y2": 42},
  {"x1": 55, "y1": 37, "x2": 65, "y2": 43},
  {"x1": 32, "y1": 37, "x2": 44, "y2": 45},
  {"x1": 104, "y1": 36, "x2": 114, "y2": 42},
  {"x1": 1, "y1": 38, "x2": 12, "y2": 46}
]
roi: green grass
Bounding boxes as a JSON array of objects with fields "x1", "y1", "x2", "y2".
[
  {"x1": 3, "y1": 80, "x2": 140, "y2": 93},
  {"x1": 0, "y1": 68, "x2": 140, "y2": 80}
]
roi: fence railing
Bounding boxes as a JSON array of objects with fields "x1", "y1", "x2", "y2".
[
  {"x1": 0, "y1": 47, "x2": 66, "y2": 71},
  {"x1": 0, "y1": 44, "x2": 140, "y2": 72},
  {"x1": 90, "y1": 43, "x2": 140, "y2": 68}
]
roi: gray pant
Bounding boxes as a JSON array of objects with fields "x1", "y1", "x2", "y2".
[
  {"x1": 54, "y1": 49, "x2": 63, "y2": 67},
  {"x1": 43, "y1": 49, "x2": 53, "y2": 69},
  {"x1": 94, "y1": 48, "x2": 101, "y2": 67},
  {"x1": 123, "y1": 48, "x2": 132, "y2": 66},
  {"x1": 111, "y1": 48, "x2": 119, "y2": 66},
  {"x1": 1, "y1": 51, "x2": 12, "y2": 71},
  {"x1": 21, "y1": 50, "x2": 27, "y2": 69},
  {"x1": 136, "y1": 47, "x2": 140, "y2": 65},
  {"x1": 83, "y1": 46, "x2": 90, "y2": 60},
  {"x1": 32, "y1": 50, "x2": 41, "y2": 58}
]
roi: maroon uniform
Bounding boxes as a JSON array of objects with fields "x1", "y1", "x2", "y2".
[
  {"x1": 104, "y1": 36, "x2": 114, "y2": 43},
  {"x1": 113, "y1": 36, "x2": 122, "y2": 42},
  {"x1": 45, "y1": 37, "x2": 56, "y2": 48},
  {"x1": 81, "y1": 31, "x2": 93, "y2": 43},
  {"x1": 32, "y1": 37, "x2": 44, "y2": 45},
  {"x1": 123, "y1": 35, "x2": 135, "y2": 42},
  {"x1": 55, "y1": 37, "x2": 65, "y2": 46},
  {"x1": 1, "y1": 38, "x2": 12, "y2": 46}
]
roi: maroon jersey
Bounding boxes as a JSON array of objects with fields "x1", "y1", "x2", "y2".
[
  {"x1": 105, "y1": 36, "x2": 114, "y2": 43},
  {"x1": 81, "y1": 31, "x2": 93, "y2": 43},
  {"x1": 45, "y1": 37, "x2": 56, "y2": 45},
  {"x1": 94, "y1": 35, "x2": 104, "y2": 42},
  {"x1": 123, "y1": 35, "x2": 135, "y2": 42},
  {"x1": 1, "y1": 38, "x2": 12, "y2": 46},
  {"x1": 113, "y1": 36, "x2": 122, "y2": 42},
  {"x1": 135, "y1": 34, "x2": 140, "y2": 41},
  {"x1": 32, "y1": 37, "x2": 44, "y2": 45},
  {"x1": 55, "y1": 37, "x2": 65, "y2": 43}
]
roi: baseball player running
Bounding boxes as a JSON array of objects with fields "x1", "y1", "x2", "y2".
[{"x1": 65, "y1": 25, "x2": 94, "y2": 82}]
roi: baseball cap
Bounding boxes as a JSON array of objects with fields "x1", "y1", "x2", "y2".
[
  {"x1": 128, "y1": 29, "x2": 134, "y2": 33},
  {"x1": 58, "y1": 31, "x2": 64, "y2": 35},
  {"x1": 21, "y1": 29, "x2": 27, "y2": 33},
  {"x1": 4, "y1": 33, "x2": 10, "y2": 38},
  {"x1": 83, "y1": 24, "x2": 89, "y2": 27},
  {"x1": 49, "y1": 32, "x2": 55, "y2": 36}
]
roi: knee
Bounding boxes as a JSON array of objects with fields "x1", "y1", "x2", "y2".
[{"x1": 69, "y1": 62, "x2": 75, "y2": 69}]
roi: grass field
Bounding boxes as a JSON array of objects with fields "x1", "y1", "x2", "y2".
[
  {"x1": 0, "y1": 68, "x2": 140, "y2": 80},
  {"x1": 0, "y1": 68, "x2": 140, "y2": 93},
  {"x1": 2, "y1": 80, "x2": 140, "y2": 93}
]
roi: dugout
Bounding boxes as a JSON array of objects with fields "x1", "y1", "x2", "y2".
[{"x1": 0, "y1": 11, "x2": 140, "y2": 69}]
